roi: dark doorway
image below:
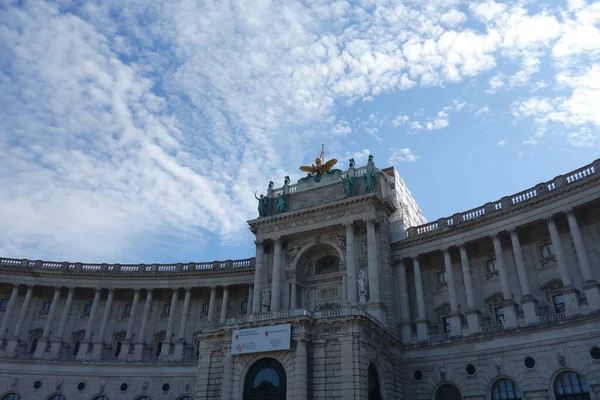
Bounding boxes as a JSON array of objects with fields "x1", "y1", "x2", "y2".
[
  {"x1": 368, "y1": 364, "x2": 382, "y2": 400},
  {"x1": 435, "y1": 383, "x2": 462, "y2": 400},
  {"x1": 243, "y1": 357, "x2": 286, "y2": 400}
]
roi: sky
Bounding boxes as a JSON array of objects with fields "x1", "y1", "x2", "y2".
[{"x1": 1, "y1": 0, "x2": 599, "y2": 264}]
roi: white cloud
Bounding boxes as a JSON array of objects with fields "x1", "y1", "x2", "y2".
[
  {"x1": 388, "y1": 148, "x2": 419, "y2": 164},
  {"x1": 331, "y1": 120, "x2": 352, "y2": 136},
  {"x1": 391, "y1": 114, "x2": 410, "y2": 127},
  {"x1": 568, "y1": 128, "x2": 600, "y2": 148},
  {"x1": 498, "y1": 138, "x2": 508, "y2": 147},
  {"x1": 440, "y1": 10, "x2": 467, "y2": 28}
]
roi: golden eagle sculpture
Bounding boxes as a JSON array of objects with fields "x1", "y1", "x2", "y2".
[
  {"x1": 298, "y1": 145, "x2": 341, "y2": 183},
  {"x1": 299, "y1": 144, "x2": 338, "y2": 175}
]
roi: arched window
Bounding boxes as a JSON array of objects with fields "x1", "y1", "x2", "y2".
[
  {"x1": 554, "y1": 371, "x2": 591, "y2": 400},
  {"x1": 435, "y1": 383, "x2": 462, "y2": 400},
  {"x1": 243, "y1": 358, "x2": 286, "y2": 400},
  {"x1": 491, "y1": 378, "x2": 523, "y2": 400},
  {"x1": 92, "y1": 396, "x2": 109, "y2": 400},
  {"x1": 177, "y1": 397, "x2": 193, "y2": 400},
  {"x1": 135, "y1": 397, "x2": 151, "y2": 400},
  {"x1": 2, "y1": 394, "x2": 21, "y2": 400},
  {"x1": 47, "y1": 395, "x2": 66, "y2": 400}
]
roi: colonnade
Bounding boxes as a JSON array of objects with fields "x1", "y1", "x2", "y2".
[
  {"x1": 397, "y1": 208, "x2": 600, "y2": 343},
  {"x1": 0, "y1": 283, "x2": 254, "y2": 361}
]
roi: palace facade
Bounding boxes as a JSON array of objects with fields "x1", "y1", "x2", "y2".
[{"x1": 1, "y1": 156, "x2": 600, "y2": 400}]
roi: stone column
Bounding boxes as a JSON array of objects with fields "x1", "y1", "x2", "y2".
[
  {"x1": 271, "y1": 238, "x2": 283, "y2": 311},
  {"x1": 294, "y1": 339, "x2": 308, "y2": 400},
  {"x1": 566, "y1": 208, "x2": 600, "y2": 311},
  {"x1": 76, "y1": 288, "x2": 102, "y2": 360},
  {"x1": 291, "y1": 282, "x2": 297, "y2": 309},
  {"x1": 219, "y1": 286, "x2": 229, "y2": 324},
  {"x1": 366, "y1": 220, "x2": 381, "y2": 303},
  {"x1": 0, "y1": 285, "x2": 19, "y2": 342},
  {"x1": 546, "y1": 216, "x2": 579, "y2": 315},
  {"x1": 397, "y1": 260, "x2": 412, "y2": 344},
  {"x1": 6, "y1": 285, "x2": 33, "y2": 354},
  {"x1": 459, "y1": 244, "x2": 481, "y2": 334},
  {"x1": 345, "y1": 222, "x2": 358, "y2": 304},
  {"x1": 442, "y1": 248, "x2": 462, "y2": 336},
  {"x1": 251, "y1": 241, "x2": 265, "y2": 313},
  {"x1": 158, "y1": 288, "x2": 178, "y2": 359},
  {"x1": 119, "y1": 289, "x2": 140, "y2": 360},
  {"x1": 509, "y1": 229, "x2": 538, "y2": 324},
  {"x1": 491, "y1": 234, "x2": 517, "y2": 329},
  {"x1": 50, "y1": 287, "x2": 75, "y2": 357},
  {"x1": 247, "y1": 284, "x2": 253, "y2": 314},
  {"x1": 341, "y1": 274, "x2": 347, "y2": 304},
  {"x1": 92, "y1": 288, "x2": 115, "y2": 360},
  {"x1": 207, "y1": 286, "x2": 217, "y2": 323},
  {"x1": 221, "y1": 349, "x2": 234, "y2": 400},
  {"x1": 34, "y1": 287, "x2": 61, "y2": 358},
  {"x1": 133, "y1": 289, "x2": 153, "y2": 360},
  {"x1": 412, "y1": 257, "x2": 428, "y2": 342},
  {"x1": 174, "y1": 287, "x2": 192, "y2": 360}
]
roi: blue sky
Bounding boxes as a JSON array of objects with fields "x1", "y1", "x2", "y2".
[{"x1": 1, "y1": 0, "x2": 599, "y2": 264}]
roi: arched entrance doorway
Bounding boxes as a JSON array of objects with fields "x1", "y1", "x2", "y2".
[
  {"x1": 554, "y1": 371, "x2": 591, "y2": 400},
  {"x1": 368, "y1": 364, "x2": 382, "y2": 400},
  {"x1": 243, "y1": 358, "x2": 286, "y2": 400},
  {"x1": 435, "y1": 383, "x2": 462, "y2": 400}
]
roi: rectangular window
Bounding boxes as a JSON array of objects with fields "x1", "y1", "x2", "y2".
[
  {"x1": 443, "y1": 316, "x2": 451, "y2": 333},
  {"x1": 83, "y1": 303, "x2": 92, "y2": 315},
  {"x1": 123, "y1": 304, "x2": 132, "y2": 316},
  {"x1": 437, "y1": 270, "x2": 447, "y2": 284},
  {"x1": 494, "y1": 306, "x2": 505, "y2": 325},
  {"x1": 553, "y1": 294, "x2": 566, "y2": 314},
  {"x1": 241, "y1": 300, "x2": 248, "y2": 313},
  {"x1": 486, "y1": 259, "x2": 497, "y2": 273},
  {"x1": 202, "y1": 303, "x2": 209, "y2": 314},
  {"x1": 540, "y1": 243, "x2": 554, "y2": 259},
  {"x1": 42, "y1": 301, "x2": 52, "y2": 312},
  {"x1": 163, "y1": 303, "x2": 171, "y2": 315},
  {"x1": 0, "y1": 299, "x2": 8, "y2": 310}
]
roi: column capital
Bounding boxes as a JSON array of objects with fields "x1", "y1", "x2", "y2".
[
  {"x1": 11, "y1": 283, "x2": 20, "y2": 289},
  {"x1": 210, "y1": 285, "x2": 217, "y2": 291},
  {"x1": 343, "y1": 221, "x2": 354, "y2": 230},
  {"x1": 508, "y1": 227, "x2": 519, "y2": 236},
  {"x1": 222, "y1": 285, "x2": 229, "y2": 290},
  {"x1": 411, "y1": 256, "x2": 420, "y2": 263},
  {"x1": 26, "y1": 284, "x2": 34, "y2": 289},
  {"x1": 489, "y1": 232, "x2": 501, "y2": 242},
  {"x1": 133, "y1": 288, "x2": 141, "y2": 293},
  {"x1": 254, "y1": 240, "x2": 264, "y2": 249},
  {"x1": 544, "y1": 214, "x2": 557, "y2": 224},
  {"x1": 563, "y1": 207, "x2": 575, "y2": 217},
  {"x1": 363, "y1": 218, "x2": 376, "y2": 227},
  {"x1": 107, "y1": 288, "x2": 115, "y2": 294},
  {"x1": 184, "y1": 287, "x2": 192, "y2": 292},
  {"x1": 442, "y1": 246, "x2": 451, "y2": 254},
  {"x1": 146, "y1": 288, "x2": 153, "y2": 293}
]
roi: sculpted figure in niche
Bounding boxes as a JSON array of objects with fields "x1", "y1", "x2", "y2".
[
  {"x1": 357, "y1": 269, "x2": 368, "y2": 295},
  {"x1": 261, "y1": 289, "x2": 271, "y2": 311}
]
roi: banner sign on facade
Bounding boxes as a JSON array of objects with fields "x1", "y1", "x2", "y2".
[{"x1": 231, "y1": 324, "x2": 291, "y2": 355}]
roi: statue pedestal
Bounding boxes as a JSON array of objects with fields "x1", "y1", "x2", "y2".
[{"x1": 359, "y1": 293, "x2": 367, "y2": 305}]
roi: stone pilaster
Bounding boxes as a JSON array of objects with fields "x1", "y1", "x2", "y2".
[
  {"x1": 6, "y1": 285, "x2": 33, "y2": 354},
  {"x1": 294, "y1": 339, "x2": 308, "y2": 400},
  {"x1": 159, "y1": 288, "x2": 179, "y2": 359},
  {"x1": 412, "y1": 257, "x2": 428, "y2": 342},
  {"x1": 50, "y1": 287, "x2": 75, "y2": 357},
  {"x1": 119, "y1": 288, "x2": 140, "y2": 360},
  {"x1": 344, "y1": 221, "x2": 358, "y2": 304},
  {"x1": 491, "y1": 234, "x2": 518, "y2": 329},
  {"x1": 566, "y1": 208, "x2": 600, "y2": 311},
  {"x1": 34, "y1": 287, "x2": 61, "y2": 358},
  {"x1": 271, "y1": 237, "x2": 283, "y2": 311},
  {"x1": 443, "y1": 248, "x2": 462, "y2": 336},
  {"x1": 397, "y1": 260, "x2": 412, "y2": 344},
  {"x1": 251, "y1": 241, "x2": 265, "y2": 313},
  {"x1": 76, "y1": 287, "x2": 101, "y2": 360},
  {"x1": 290, "y1": 282, "x2": 297, "y2": 309},
  {"x1": 366, "y1": 220, "x2": 381, "y2": 303},
  {"x1": 220, "y1": 347, "x2": 233, "y2": 400},
  {"x1": 509, "y1": 229, "x2": 538, "y2": 324},
  {"x1": 247, "y1": 284, "x2": 253, "y2": 314}
]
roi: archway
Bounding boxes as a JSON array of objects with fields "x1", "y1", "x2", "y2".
[
  {"x1": 553, "y1": 371, "x2": 591, "y2": 400},
  {"x1": 243, "y1": 358, "x2": 287, "y2": 400},
  {"x1": 435, "y1": 383, "x2": 462, "y2": 400},
  {"x1": 368, "y1": 364, "x2": 383, "y2": 400}
]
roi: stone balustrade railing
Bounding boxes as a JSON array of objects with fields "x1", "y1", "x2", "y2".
[
  {"x1": 408, "y1": 158, "x2": 600, "y2": 238},
  {"x1": 0, "y1": 257, "x2": 255, "y2": 275},
  {"x1": 0, "y1": 352, "x2": 199, "y2": 364}
]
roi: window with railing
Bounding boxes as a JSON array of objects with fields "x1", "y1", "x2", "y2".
[
  {"x1": 202, "y1": 303, "x2": 209, "y2": 314},
  {"x1": 553, "y1": 294, "x2": 566, "y2": 314},
  {"x1": 42, "y1": 301, "x2": 51, "y2": 313},
  {"x1": 83, "y1": 303, "x2": 92, "y2": 315},
  {"x1": 540, "y1": 243, "x2": 554, "y2": 259},
  {"x1": 494, "y1": 306, "x2": 505, "y2": 326},
  {"x1": 241, "y1": 301, "x2": 248, "y2": 313},
  {"x1": 123, "y1": 304, "x2": 132, "y2": 316},
  {"x1": 0, "y1": 299, "x2": 9, "y2": 310}
]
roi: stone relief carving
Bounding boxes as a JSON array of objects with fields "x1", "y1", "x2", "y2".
[
  {"x1": 261, "y1": 289, "x2": 271, "y2": 311},
  {"x1": 327, "y1": 233, "x2": 346, "y2": 253},
  {"x1": 314, "y1": 302, "x2": 341, "y2": 311},
  {"x1": 360, "y1": 237, "x2": 368, "y2": 258},
  {"x1": 315, "y1": 256, "x2": 339, "y2": 275},
  {"x1": 298, "y1": 260, "x2": 314, "y2": 278},
  {"x1": 286, "y1": 241, "x2": 307, "y2": 265},
  {"x1": 319, "y1": 286, "x2": 338, "y2": 299}
]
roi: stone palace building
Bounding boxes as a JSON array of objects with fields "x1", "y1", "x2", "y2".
[{"x1": 1, "y1": 155, "x2": 600, "y2": 400}]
